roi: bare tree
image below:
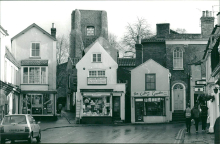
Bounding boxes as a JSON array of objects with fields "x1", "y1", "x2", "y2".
[
  {"x1": 175, "y1": 28, "x2": 187, "y2": 34},
  {"x1": 56, "y1": 34, "x2": 69, "y2": 65},
  {"x1": 122, "y1": 17, "x2": 153, "y2": 51}
]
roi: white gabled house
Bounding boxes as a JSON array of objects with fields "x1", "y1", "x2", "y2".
[{"x1": 75, "y1": 41, "x2": 125, "y2": 124}]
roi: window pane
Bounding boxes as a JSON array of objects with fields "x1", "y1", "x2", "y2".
[
  {"x1": 34, "y1": 68, "x2": 40, "y2": 83},
  {"x1": 32, "y1": 50, "x2": 36, "y2": 56},
  {"x1": 41, "y1": 67, "x2": 46, "y2": 84},
  {"x1": 23, "y1": 67, "x2": 28, "y2": 83},
  {"x1": 97, "y1": 54, "x2": 101, "y2": 62},
  {"x1": 87, "y1": 26, "x2": 95, "y2": 36},
  {"x1": 93, "y1": 54, "x2": 96, "y2": 62}
]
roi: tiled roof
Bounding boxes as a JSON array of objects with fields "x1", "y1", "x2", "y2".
[
  {"x1": 166, "y1": 34, "x2": 203, "y2": 39},
  {"x1": 5, "y1": 47, "x2": 20, "y2": 68},
  {"x1": 118, "y1": 58, "x2": 136, "y2": 66},
  {"x1": 11, "y1": 23, "x2": 56, "y2": 41},
  {"x1": 21, "y1": 60, "x2": 48, "y2": 66},
  {"x1": 142, "y1": 35, "x2": 165, "y2": 43},
  {"x1": 0, "y1": 25, "x2": 9, "y2": 36}
]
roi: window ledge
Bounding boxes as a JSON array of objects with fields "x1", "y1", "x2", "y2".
[
  {"x1": 173, "y1": 68, "x2": 184, "y2": 71},
  {"x1": 21, "y1": 84, "x2": 48, "y2": 85},
  {"x1": 92, "y1": 62, "x2": 102, "y2": 63},
  {"x1": 29, "y1": 56, "x2": 41, "y2": 59}
]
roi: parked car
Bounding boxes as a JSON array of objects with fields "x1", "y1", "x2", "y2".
[{"x1": 0, "y1": 114, "x2": 41, "y2": 143}]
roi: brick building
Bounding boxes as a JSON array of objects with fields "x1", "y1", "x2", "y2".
[{"x1": 134, "y1": 10, "x2": 214, "y2": 121}]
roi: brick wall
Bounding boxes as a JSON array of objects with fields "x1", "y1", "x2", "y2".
[
  {"x1": 142, "y1": 42, "x2": 166, "y2": 67},
  {"x1": 57, "y1": 62, "x2": 68, "y2": 98}
]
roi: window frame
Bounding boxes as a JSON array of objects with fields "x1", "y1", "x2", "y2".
[
  {"x1": 89, "y1": 70, "x2": 105, "y2": 77},
  {"x1": 22, "y1": 66, "x2": 47, "y2": 84},
  {"x1": 86, "y1": 26, "x2": 95, "y2": 36},
  {"x1": 30, "y1": 42, "x2": 40, "y2": 57},
  {"x1": 173, "y1": 48, "x2": 183, "y2": 69},
  {"x1": 92, "y1": 53, "x2": 102, "y2": 63},
  {"x1": 145, "y1": 74, "x2": 156, "y2": 91}
]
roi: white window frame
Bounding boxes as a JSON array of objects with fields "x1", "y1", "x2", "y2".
[
  {"x1": 30, "y1": 42, "x2": 40, "y2": 57},
  {"x1": 22, "y1": 66, "x2": 47, "y2": 84},
  {"x1": 86, "y1": 26, "x2": 95, "y2": 36},
  {"x1": 173, "y1": 48, "x2": 183, "y2": 69},
  {"x1": 89, "y1": 70, "x2": 105, "y2": 77},
  {"x1": 92, "y1": 53, "x2": 102, "y2": 62}
]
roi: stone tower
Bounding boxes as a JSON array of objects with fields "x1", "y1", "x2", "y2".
[{"x1": 70, "y1": 9, "x2": 108, "y2": 59}]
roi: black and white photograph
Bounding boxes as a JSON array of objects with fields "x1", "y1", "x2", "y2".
[{"x1": 0, "y1": 0, "x2": 220, "y2": 143}]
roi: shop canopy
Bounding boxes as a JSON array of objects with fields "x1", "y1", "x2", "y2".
[
  {"x1": 0, "y1": 80, "x2": 20, "y2": 96},
  {"x1": 21, "y1": 90, "x2": 57, "y2": 94}
]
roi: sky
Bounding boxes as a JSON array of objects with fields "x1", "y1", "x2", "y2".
[{"x1": 0, "y1": 0, "x2": 219, "y2": 48}]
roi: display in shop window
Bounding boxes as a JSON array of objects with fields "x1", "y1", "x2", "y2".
[{"x1": 83, "y1": 96, "x2": 111, "y2": 116}]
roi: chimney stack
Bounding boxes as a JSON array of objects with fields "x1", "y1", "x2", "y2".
[
  {"x1": 200, "y1": 10, "x2": 214, "y2": 37},
  {"x1": 135, "y1": 39, "x2": 143, "y2": 67},
  {"x1": 51, "y1": 23, "x2": 56, "y2": 38}
]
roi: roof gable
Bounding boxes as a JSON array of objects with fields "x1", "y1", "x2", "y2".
[
  {"x1": 11, "y1": 23, "x2": 56, "y2": 41},
  {"x1": 0, "y1": 25, "x2": 9, "y2": 36},
  {"x1": 131, "y1": 59, "x2": 168, "y2": 72},
  {"x1": 76, "y1": 41, "x2": 117, "y2": 68}
]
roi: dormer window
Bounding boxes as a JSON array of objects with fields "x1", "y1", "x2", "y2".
[
  {"x1": 92, "y1": 53, "x2": 101, "y2": 62},
  {"x1": 86, "y1": 26, "x2": 95, "y2": 36}
]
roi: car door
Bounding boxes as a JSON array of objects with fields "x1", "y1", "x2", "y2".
[
  {"x1": 32, "y1": 117, "x2": 40, "y2": 137},
  {"x1": 28, "y1": 115, "x2": 36, "y2": 137}
]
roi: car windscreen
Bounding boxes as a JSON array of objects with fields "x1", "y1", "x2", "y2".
[{"x1": 2, "y1": 115, "x2": 27, "y2": 125}]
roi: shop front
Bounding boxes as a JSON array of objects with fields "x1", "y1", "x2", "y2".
[
  {"x1": 20, "y1": 91, "x2": 57, "y2": 116},
  {"x1": 78, "y1": 89, "x2": 124, "y2": 124},
  {"x1": 131, "y1": 91, "x2": 170, "y2": 123}
]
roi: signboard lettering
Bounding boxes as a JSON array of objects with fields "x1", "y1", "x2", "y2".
[
  {"x1": 87, "y1": 77, "x2": 107, "y2": 85},
  {"x1": 132, "y1": 91, "x2": 169, "y2": 97}
]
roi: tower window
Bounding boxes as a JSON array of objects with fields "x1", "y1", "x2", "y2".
[{"x1": 86, "y1": 26, "x2": 95, "y2": 36}]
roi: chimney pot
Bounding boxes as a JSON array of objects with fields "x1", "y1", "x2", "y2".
[
  {"x1": 202, "y1": 11, "x2": 205, "y2": 17},
  {"x1": 206, "y1": 10, "x2": 209, "y2": 17},
  {"x1": 210, "y1": 11, "x2": 212, "y2": 17},
  {"x1": 51, "y1": 23, "x2": 56, "y2": 38},
  {"x1": 52, "y1": 23, "x2": 55, "y2": 28}
]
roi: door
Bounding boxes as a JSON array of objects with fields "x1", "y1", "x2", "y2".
[
  {"x1": 135, "y1": 99, "x2": 144, "y2": 122},
  {"x1": 174, "y1": 89, "x2": 184, "y2": 110},
  {"x1": 113, "y1": 97, "x2": 120, "y2": 119}
]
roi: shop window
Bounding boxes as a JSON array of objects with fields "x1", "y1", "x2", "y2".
[
  {"x1": 173, "y1": 47, "x2": 183, "y2": 69},
  {"x1": 31, "y1": 43, "x2": 40, "y2": 57},
  {"x1": 22, "y1": 67, "x2": 47, "y2": 84},
  {"x1": 92, "y1": 53, "x2": 101, "y2": 62},
  {"x1": 22, "y1": 94, "x2": 53, "y2": 115},
  {"x1": 145, "y1": 74, "x2": 156, "y2": 90},
  {"x1": 82, "y1": 96, "x2": 111, "y2": 116},
  {"x1": 144, "y1": 97, "x2": 165, "y2": 116},
  {"x1": 89, "y1": 70, "x2": 105, "y2": 77},
  {"x1": 86, "y1": 26, "x2": 95, "y2": 36}
]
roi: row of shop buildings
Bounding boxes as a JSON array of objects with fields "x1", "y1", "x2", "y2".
[
  {"x1": 56, "y1": 9, "x2": 217, "y2": 125},
  {"x1": 0, "y1": 23, "x2": 58, "y2": 119}
]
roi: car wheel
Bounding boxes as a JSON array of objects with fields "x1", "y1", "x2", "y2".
[
  {"x1": 28, "y1": 133, "x2": 33, "y2": 143},
  {"x1": 1, "y1": 138, "x2": 5, "y2": 144},
  {"x1": 36, "y1": 131, "x2": 41, "y2": 142}
]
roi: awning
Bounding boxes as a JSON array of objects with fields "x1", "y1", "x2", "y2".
[
  {"x1": 80, "y1": 89, "x2": 113, "y2": 92},
  {"x1": 21, "y1": 90, "x2": 57, "y2": 94},
  {"x1": 0, "y1": 80, "x2": 20, "y2": 96},
  {"x1": 82, "y1": 92, "x2": 111, "y2": 97}
]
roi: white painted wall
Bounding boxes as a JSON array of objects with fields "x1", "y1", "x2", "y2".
[
  {"x1": 12, "y1": 26, "x2": 57, "y2": 90},
  {"x1": 131, "y1": 59, "x2": 171, "y2": 123}
]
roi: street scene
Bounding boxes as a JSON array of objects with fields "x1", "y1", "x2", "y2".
[{"x1": 0, "y1": 0, "x2": 220, "y2": 143}]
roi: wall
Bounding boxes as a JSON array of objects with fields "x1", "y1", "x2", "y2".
[{"x1": 12, "y1": 27, "x2": 56, "y2": 90}]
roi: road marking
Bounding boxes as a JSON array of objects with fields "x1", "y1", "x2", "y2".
[{"x1": 174, "y1": 128, "x2": 185, "y2": 144}]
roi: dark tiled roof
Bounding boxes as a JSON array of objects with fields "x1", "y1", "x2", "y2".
[
  {"x1": 11, "y1": 23, "x2": 56, "y2": 41},
  {"x1": 142, "y1": 35, "x2": 165, "y2": 43},
  {"x1": 5, "y1": 47, "x2": 20, "y2": 68},
  {"x1": 118, "y1": 58, "x2": 136, "y2": 66},
  {"x1": 166, "y1": 34, "x2": 203, "y2": 39},
  {"x1": 21, "y1": 60, "x2": 48, "y2": 66},
  {"x1": 170, "y1": 29, "x2": 179, "y2": 34},
  {"x1": 0, "y1": 25, "x2": 9, "y2": 36}
]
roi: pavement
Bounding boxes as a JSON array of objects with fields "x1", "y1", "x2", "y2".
[
  {"x1": 183, "y1": 124, "x2": 214, "y2": 144},
  {"x1": 39, "y1": 110, "x2": 77, "y2": 131}
]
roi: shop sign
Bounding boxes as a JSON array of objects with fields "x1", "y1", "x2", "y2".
[
  {"x1": 195, "y1": 80, "x2": 206, "y2": 85},
  {"x1": 194, "y1": 87, "x2": 204, "y2": 91},
  {"x1": 87, "y1": 77, "x2": 107, "y2": 85},
  {"x1": 132, "y1": 91, "x2": 169, "y2": 97}
]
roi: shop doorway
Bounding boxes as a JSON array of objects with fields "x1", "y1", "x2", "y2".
[
  {"x1": 135, "y1": 99, "x2": 144, "y2": 122},
  {"x1": 113, "y1": 96, "x2": 120, "y2": 119},
  {"x1": 173, "y1": 84, "x2": 184, "y2": 110}
]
